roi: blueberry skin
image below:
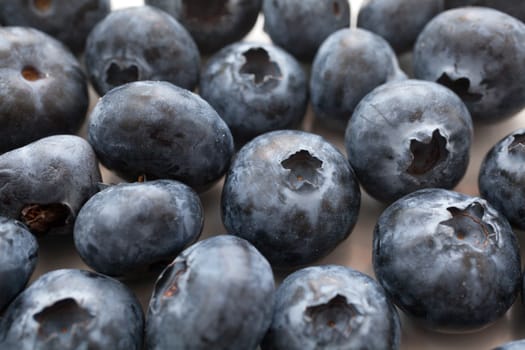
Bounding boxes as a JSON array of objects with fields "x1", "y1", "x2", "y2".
[
  {"x1": 445, "y1": 0, "x2": 525, "y2": 22},
  {"x1": 262, "y1": 0, "x2": 350, "y2": 61},
  {"x1": 0, "y1": 0, "x2": 110, "y2": 54},
  {"x1": 200, "y1": 42, "x2": 308, "y2": 147},
  {"x1": 0, "y1": 269, "x2": 144, "y2": 350},
  {"x1": 0, "y1": 135, "x2": 102, "y2": 236},
  {"x1": 493, "y1": 340, "x2": 525, "y2": 350},
  {"x1": 345, "y1": 80, "x2": 473, "y2": 203},
  {"x1": 413, "y1": 7, "x2": 525, "y2": 122},
  {"x1": 310, "y1": 28, "x2": 406, "y2": 127},
  {"x1": 358, "y1": 0, "x2": 444, "y2": 53},
  {"x1": 85, "y1": 5, "x2": 200, "y2": 96},
  {"x1": 87, "y1": 81, "x2": 234, "y2": 192},
  {"x1": 0, "y1": 27, "x2": 89, "y2": 154},
  {"x1": 145, "y1": 0, "x2": 262, "y2": 54},
  {"x1": 373, "y1": 188, "x2": 521, "y2": 332},
  {"x1": 221, "y1": 130, "x2": 361, "y2": 269},
  {"x1": 478, "y1": 129, "x2": 525, "y2": 230},
  {"x1": 0, "y1": 217, "x2": 38, "y2": 312},
  {"x1": 261, "y1": 265, "x2": 400, "y2": 350},
  {"x1": 74, "y1": 180, "x2": 204, "y2": 277},
  {"x1": 146, "y1": 235, "x2": 275, "y2": 350}
]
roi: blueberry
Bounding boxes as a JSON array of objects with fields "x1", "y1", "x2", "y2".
[
  {"x1": 344, "y1": 79, "x2": 473, "y2": 203},
  {"x1": 87, "y1": 80, "x2": 234, "y2": 192},
  {"x1": 146, "y1": 235, "x2": 275, "y2": 350},
  {"x1": 262, "y1": 0, "x2": 350, "y2": 61},
  {"x1": 145, "y1": 0, "x2": 262, "y2": 54},
  {"x1": 261, "y1": 265, "x2": 400, "y2": 350},
  {"x1": 444, "y1": 0, "x2": 525, "y2": 22},
  {"x1": 0, "y1": 135, "x2": 102, "y2": 236},
  {"x1": 0, "y1": 0, "x2": 110, "y2": 54},
  {"x1": 84, "y1": 5, "x2": 200, "y2": 96},
  {"x1": 310, "y1": 28, "x2": 406, "y2": 127},
  {"x1": 478, "y1": 128, "x2": 525, "y2": 230},
  {"x1": 413, "y1": 7, "x2": 525, "y2": 122},
  {"x1": 0, "y1": 269, "x2": 144, "y2": 349},
  {"x1": 74, "y1": 180, "x2": 203, "y2": 277},
  {"x1": 221, "y1": 130, "x2": 361, "y2": 269},
  {"x1": 358, "y1": 0, "x2": 444, "y2": 53},
  {"x1": 200, "y1": 42, "x2": 308, "y2": 147},
  {"x1": 0, "y1": 27, "x2": 89, "y2": 154},
  {"x1": 493, "y1": 339, "x2": 525, "y2": 350},
  {"x1": 373, "y1": 188, "x2": 521, "y2": 332},
  {"x1": 0, "y1": 217, "x2": 38, "y2": 311}
]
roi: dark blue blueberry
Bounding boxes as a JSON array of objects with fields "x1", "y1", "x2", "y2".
[
  {"x1": 373, "y1": 188, "x2": 521, "y2": 332},
  {"x1": 0, "y1": 269, "x2": 144, "y2": 349},
  {"x1": 200, "y1": 42, "x2": 308, "y2": 147},
  {"x1": 493, "y1": 339, "x2": 525, "y2": 350},
  {"x1": 345, "y1": 79, "x2": 473, "y2": 203},
  {"x1": 262, "y1": 0, "x2": 350, "y2": 61},
  {"x1": 445, "y1": 0, "x2": 525, "y2": 22},
  {"x1": 0, "y1": 135, "x2": 102, "y2": 236},
  {"x1": 0, "y1": 217, "x2": 38, "y2": 312},
  {"x1": 87, "y1": 80, "x2": 234, "y2": 192},
  {"x1": 74, "y1": 180, "x2": 203, "y2": 277},
  {"x1": 146, "y1": 235, "x2": 275, "y2": 350},
  {"x1": 0, "y1": 0, "x2": 110, "y2": 54},
  {"x1": 221, "y1": 130, "x2": 361, "y2": 269},
  {"x1": 357, "y1": 0, "x2": 444, "y2": 53},
  {"x1": 0, "y1": 27, "x2": 89, "y2": 154},
  {"x1": 84, "y1": 5, "x2": 200, "y2": 96},
  {"x1": 478, "y1": 128, "x2": 525, "y2": 230},
  {"x1": 413, "y1": 7, "x2": 525, "y2": 122},
  {"x1": 310, "y1": 28, "x2": 406, "y2": 127},
  {"x1": 261, "y1": 265, "x2": 400, "y2": 350},
  {"x1": 145, "y1": 0, "x2": 262, "y2": 54}
]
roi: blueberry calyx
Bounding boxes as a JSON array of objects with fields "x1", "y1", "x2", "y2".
[
  {"x1": 21, "y1": 66, "x2": 43, "y2": 82},
  {"x1": 407, "y1": 129, "x2": 449, "y2": 176},
  {"x1": 155, "y1": 259, "x2": 188, "y2": 298},
  {"x1": 281, "y1": 150, "x2": 323, "y2": 191},
  {"x1": 508, "y1": 133, "x2": 525, "y2": 152},
  {"x1": 105, "y1": 62, "x2": 140, "y2": 87},
  {"x1": 240, "y1": 48, "x2": 282, "y2": 86},
  {"x1": 184, "y1": 0, "x2": 229, "y2": 23},
  {"x1": 304, "y1": 294, "x2": 358, "y2": 341},
  {"x1": 33, "y1": 298, "x2": 94, "y2": 339},
  {"x1": 440, "y1": 202, "x2": 496, "y2": 247},
  {"x1": 20, "y1": 203, "x2": 70, "y2": 235},
  {"x1": 32, "y1": 0, "x2": 52, "y2": 13},
  {"x1": 436, "y1": 73, "x2": 483, "y2": 102}
]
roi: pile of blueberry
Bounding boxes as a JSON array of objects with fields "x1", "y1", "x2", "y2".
[{"x1": 1, "y1": 0, "x2": 525, "y2": 349}]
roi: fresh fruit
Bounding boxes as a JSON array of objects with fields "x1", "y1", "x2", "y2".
[
  {"x1": 0, "y1": 269, "x2": 144, "y2": 349},
  {"x1": 222, "y1": 130, "x2": 361, "y2": 269},
  {"x1": 261, "y1": 265, "x2": 401, "y2": 350},
  {"x1": 373, "y1": 188, "x2": 521, "y2": 332},
  {"x1": 87, "y1": 80, "x2": 234, "y2": 192},
  {"x1": 146, "y1": 235, "x2": 275, "y2": 350},
  {"x1": 74, "y1": 180, "x2": 204, "y2": 277},
  {"x1": 145, "y1": 0, "x2": 262, "y2": 54},
  {"x1": 200, "y1": 41, "x2": 307, "y2": 147},
  {"x1": 0, "y1": 135, "x2": 102, "y2": 236},
  {"x1": 0, "y1": 217, "x2": 38, "y2": 311},
  {"x1": 84, "y1": 5, "x2": 200, "y2": 96},
  {"x1": 0, "y1": 0, "x2": 110, "y2": 53},
  {"x1": 0, "y1": 27, "x2": 89, "y2": 153},
  {"x1": 413, "y1": 7, "x2": 525, "y2": 122},
  {"x1": 310, "y1": 27, "x2": 406, "y2": 127},
  {"x1": 262, "y1": 0, "x2": 350, "y2": 61},
  {"x1": 345, "y1": 79, "x2": 473, "y2": 203}
]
